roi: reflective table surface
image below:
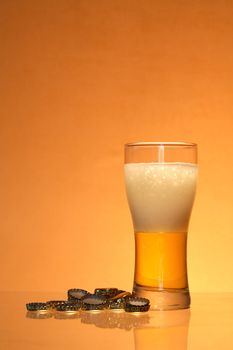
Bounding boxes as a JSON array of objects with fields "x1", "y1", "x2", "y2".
[{"x1": 1, "y1": 292, "x2": 233, "y2": 349}]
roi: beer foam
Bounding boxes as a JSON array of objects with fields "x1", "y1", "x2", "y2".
[{"x1": 124, "y1": 163, "x2": 197, "y2": 232}]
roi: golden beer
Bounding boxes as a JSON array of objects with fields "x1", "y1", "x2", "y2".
[{"x1": 135, "y1": 231, "x2": 187, "y2": 289}]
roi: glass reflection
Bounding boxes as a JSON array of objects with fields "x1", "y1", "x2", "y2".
[{"x1": 134, "y1": 309, "x2": 190, "y2": 350}]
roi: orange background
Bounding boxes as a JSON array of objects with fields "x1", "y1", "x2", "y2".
[{"x1": 1, "y1": 0, "x2": 233, "y2": 293}]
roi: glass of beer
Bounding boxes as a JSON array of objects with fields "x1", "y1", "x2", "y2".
[{"x1": 124, "y1": 142, "x2": 197, "y2": 310}]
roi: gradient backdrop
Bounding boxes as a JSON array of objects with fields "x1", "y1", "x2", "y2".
[{"x1": 1, "y1": 0, "x2": 233, "y2": 293}]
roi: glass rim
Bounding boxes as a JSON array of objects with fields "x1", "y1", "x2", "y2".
[{"x1": 125, "y1": 141, "x2": 197, "y2": 148}]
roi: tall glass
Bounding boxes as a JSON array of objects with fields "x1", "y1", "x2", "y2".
[{"x1": 124, "y1": 142, "x2": 197, "y2": 310}]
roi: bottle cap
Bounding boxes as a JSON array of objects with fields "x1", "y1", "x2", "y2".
[
  {"x1": 124, "y1": 297, "x2": 150, "y2": 312},
  {"x1": 82, "y1": 294, "x2": 108, "y2": 311}
]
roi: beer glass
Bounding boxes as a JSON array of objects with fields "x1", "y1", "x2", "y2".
[{"x1": 124, "y1": 142, "x2": 197, "y2": 310}]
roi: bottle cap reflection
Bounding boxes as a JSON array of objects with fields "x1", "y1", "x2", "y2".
[
  {"x1": 80, "y1": 310, "x2": 150, "y2": 330},
  {"x1": 26, "y1": 311, "x2": 53, "y2": 319},
  {"x1": 54, "y1": 311, "x2": 80, "y2": 320},
  {"x1": 25, "y1": 305, "x2": 190, "y2": 350}
]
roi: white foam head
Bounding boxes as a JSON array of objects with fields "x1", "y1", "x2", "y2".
[{"x1": 124, "y1": 162, "x2": 197, "y2": 232}]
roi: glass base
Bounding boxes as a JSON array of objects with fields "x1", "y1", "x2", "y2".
[{"x1": 133, "y1": 284, "x2": 190, "y2": 311}]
